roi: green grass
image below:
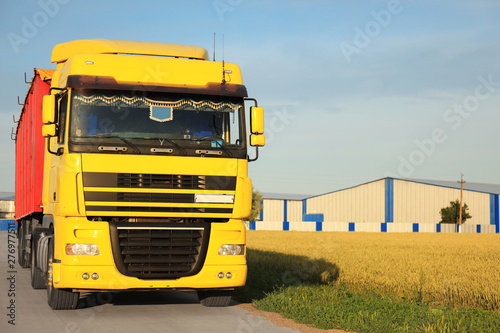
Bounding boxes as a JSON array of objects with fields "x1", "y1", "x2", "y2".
[
  {"x1": 255, "y1": 285, "x2": 500, "y2": 332},
  {"x1": 234, "y1": 248, "x2": 500, "y2": 332}
]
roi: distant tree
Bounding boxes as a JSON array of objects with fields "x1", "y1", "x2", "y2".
[
  {"x1": 439, "y1": 200, "x2": 472, "y2": 224},
  {"x1": 245, "y1": 188, "x2": 263, "y2": 222}
]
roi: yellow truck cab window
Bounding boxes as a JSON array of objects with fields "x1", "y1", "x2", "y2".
[{"x1": 68, "y1": 89, "x2": 246, "y2": 158}]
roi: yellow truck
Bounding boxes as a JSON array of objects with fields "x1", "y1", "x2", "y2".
[{"x1": 15, "y1": 39, "x2": 265, "y2": 309}]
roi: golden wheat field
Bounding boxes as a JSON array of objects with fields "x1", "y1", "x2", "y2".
[{"x1": 246, "y1": 231, "x2": 500, "y2": 312}]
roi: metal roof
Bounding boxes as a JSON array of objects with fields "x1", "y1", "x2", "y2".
[
  {"x1": 399, "y1": 178, "x2": 500, "y2": 195},
  {"x1": 299, "y1": 177, "x2": 500, "y2": 201},
  {"x1": 262, "y1": 193, "x2": 311, "y2": 201}
]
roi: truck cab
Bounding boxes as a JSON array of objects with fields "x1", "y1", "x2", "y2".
[{"x1": 16, "y1": 39, "x2": 264, "y2": 309}]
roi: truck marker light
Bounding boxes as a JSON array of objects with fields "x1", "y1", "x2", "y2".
[{"x1": 85, "y1": 61, "x2": 94, "y2": 65}]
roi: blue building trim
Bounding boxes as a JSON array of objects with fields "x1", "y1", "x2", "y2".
[
  {"x1": 412, "y1": 223, "x2": 419, "y2": 233},
  {"x1": 316, "y1": 221, "x2": 322, "y2": 231},
  {"x1": 497, "y1": 194, "x2": 500, "y2": 233},
  {"x1": 249, "y1": 221, "x2": 256, "y2": 230},
  {"x1": 259, "y1": 200, "x2": 264, "y2": 221},
  {"x1": 349, "y1": 222, "x2": 355, "y2": 232},
  {"x1": 303, "y1": 214, "x2": 323, "y2": 222},
  {"x1": 476, "y1": 224, "x2": 481, "y2": 234},
  {"x1": 493, "y1": 194, "x2": 500, "y2": 234},
  {"x1": 283, "y1": 221, "x2": 289, "y2": 231},
  {"x1": 436, "y1": 224, "x2": 441, "y2": 233},
  {"x1": 303, "y1": 214, "x2": 323, "y2": 231},
  {"x1": 381, "y1": 223, "x2": 387, "y2": 232},
  {"x1": 385, "y1": 178, "x2": 394, "y2": 223},
  {"x1": 301, "y1": 199, "x2": 322, "y2": 231}
]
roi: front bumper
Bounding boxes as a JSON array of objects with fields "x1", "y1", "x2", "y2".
[
  {"x1": 51, "y1": 217, "x2": 247, "y2": 291},
  {"x1": 53, "y1": 263, "x2": 247, "y2": 290}
]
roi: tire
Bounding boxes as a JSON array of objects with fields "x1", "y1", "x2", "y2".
[
  {"x1": 197, "y1": 290, "x2": 233, "y2": 307},
  {"x1": 47, "y1": 239, "x2": 79, "y2": 310},
  {"x1": 31, "y1": 238, "x2": 46, "y2": 289}
]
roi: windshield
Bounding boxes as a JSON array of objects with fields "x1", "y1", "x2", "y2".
[{"x1": 69, "y1": 90, "x2": 246, "y2": 156}]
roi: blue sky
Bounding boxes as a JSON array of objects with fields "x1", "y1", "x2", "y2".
[{"x1": 1, "y1": 0, "x2": 500, "y2": 195}]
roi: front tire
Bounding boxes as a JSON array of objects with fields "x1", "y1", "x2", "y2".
[
  {"x1": 47, "y1": 239, "x2": 79, "y2": 310},
  {"x1": 197, "y1": 290, "x2": 233, "y2": 307}
]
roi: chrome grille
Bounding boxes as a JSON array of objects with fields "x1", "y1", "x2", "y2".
[
  {"x1": 82, "y1": 172, "x2": 236, "y2": 217},
  {"x1": 83, "y1": 172, "x2": 236, "y2": 190},
  {"x1": 110, "y1": 223, "x2": 210, "y2": 279}
]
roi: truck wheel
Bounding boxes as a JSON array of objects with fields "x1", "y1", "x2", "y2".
[
  {"x1": 31, "y1": 238, "x2": 46, "y2": 289},
  {"x1": 47, "y1": 239, "x2": 79, "y2": 310},
  {"x1": 197, "y1": 290, "x2": 233, "y2": 307}
]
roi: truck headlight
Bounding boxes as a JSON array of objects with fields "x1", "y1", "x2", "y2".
[
  {"x1": 218, "y1": 244, "x2": 244, "y2": 255},
  {"x1": 66, "y1": 244, "x2": 100, "y2": 255}
]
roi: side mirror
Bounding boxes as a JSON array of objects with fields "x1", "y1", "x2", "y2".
[
  {"x1": 43, "y1": 94, "x2": 56, "y2": 124},
  {"x1": 250, "y1": 106, "x2": 264, "y2": 134},
  {"x1": 42, "y1": 124, "x2": 57, "y2": 137},
  {"x1": 247, "y1": 103, "x2": 265, "y2": 161},
  {"x1": 250, "y1": 134, "x2": 265, "y2": 147}
]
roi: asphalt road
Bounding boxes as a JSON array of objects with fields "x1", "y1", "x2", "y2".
[{"x1": 0, "y1": 231, "x2": 300, "y2": 333}]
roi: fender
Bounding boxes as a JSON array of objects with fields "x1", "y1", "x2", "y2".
[{"x1": 42, "y1": 214, "x2": 54, "y2": 229}]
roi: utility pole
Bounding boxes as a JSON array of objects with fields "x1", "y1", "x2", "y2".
[{"x1": 457, "y1": 174, "x2": 465, "y2": 232}]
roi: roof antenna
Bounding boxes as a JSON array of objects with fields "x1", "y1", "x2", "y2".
[{"x1": 213, "y1": 32, "x2": 216, "y2": 61}]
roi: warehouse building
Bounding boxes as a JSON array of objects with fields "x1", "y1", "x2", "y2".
[
  {"x1": 0, "y1": 192, "x2": 15, "y2": 231},
  {"x1": 251, "y1": 178, "x2": 500, "y2": 234}
]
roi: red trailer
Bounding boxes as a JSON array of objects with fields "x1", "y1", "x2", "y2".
[{"x1": 15, "y1": 68, "x2": 53, "y2": 267}]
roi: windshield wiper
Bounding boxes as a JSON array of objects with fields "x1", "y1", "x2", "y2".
[
  {"x1": 137, "y1": 137, "x2": 187, "y2": 156},
  {"x1": 76, "y1": 135, "x2": 141, "y2": 154},
  {"x1": 197, "y1": 136, "x2": 233, "y2": 158},
  {"x1": 120, "y1": 137, "x2": 141, "y2": 154}
]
